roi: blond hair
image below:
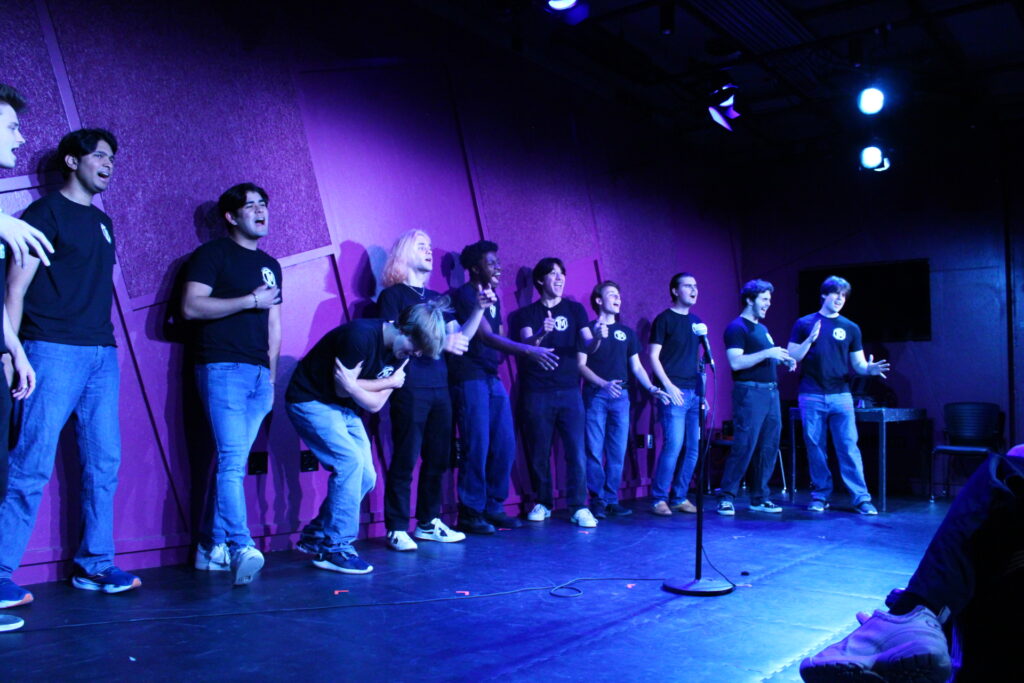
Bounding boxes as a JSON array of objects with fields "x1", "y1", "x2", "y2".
[
  {"x1": 397, "y1": 296, "x2": 450, "y2": 359},
  {"x1": 382, "y1": 229, "x2": 430, "y2": 288}
]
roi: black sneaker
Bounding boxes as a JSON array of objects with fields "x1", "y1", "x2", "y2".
[
  {"x1": 483, "y1": 512, "x2": 523, "y2": 529},
  {"x1": 590, "y1": 502, "x2": 608, "y2": 520},
  {"x1": 605, "y1": 503, "x2": 632, "y2": 517},
  {"x1": 457, "y1": 515, "x2": 496, "y2": 535}
]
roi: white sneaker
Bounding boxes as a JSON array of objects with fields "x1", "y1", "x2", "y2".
[
  {"x1": 387, "y1": 530, "x2": 418, "y2": 551},
  {"x1": 571, "y1": 507, "x2": 598, "y2": 528},
  {"x1": 195, "y1": 542, "x2": 230, "y2": 571},
  {"x1": 413, "y1": 518, "x2": 466, "y2": 543},
  {"x1": 527, "y1": 504, "x2": 551, "y2": 522},
  {"x1": 231, "y1": 546, "x2": 264, "y2": 586}
]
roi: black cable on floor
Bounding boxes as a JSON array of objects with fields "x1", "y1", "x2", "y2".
[{"x1": 18, "y1": 577, "x2": 670, "y2": 633}]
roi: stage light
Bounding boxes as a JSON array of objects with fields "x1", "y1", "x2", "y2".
[
  {"x1": 547, "y1": 0, "x2": 577, "y2": 10},
  {"x1": 860, "y1": 144, "x2": 890, "y2": 171},
  {"x1": 858, "y1": 87, "x2": 885, "y2": 115},
  {"x1": 708, "y1": 84, "x2": 739, "y2": 131}
]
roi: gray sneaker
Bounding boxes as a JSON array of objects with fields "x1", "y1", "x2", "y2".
[{"x1": 799, "y1": 605, "x2": 951, "y2": 682}]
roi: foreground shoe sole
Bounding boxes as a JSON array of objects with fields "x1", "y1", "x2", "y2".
[
  {"x1": 195, "y1": 562, "x2": 230, "y2": 572},
  {"x1": 233, "y1": 554, "x2": 265, "y2": 586},
  {"x1": 0, "y1": 615, "x2": 25, "y2": 632},
  {"x1": 750, "y1": 507, "x2": 783, "y2": 514},
  {"x1": 71, "y1": 576, "x2": 142, "y2": 594},
  {"x1": 801, "y1": 653, "x2": 950, "y2": 683},
  {"x1": 312, "y1": 559, "x2": 373, "y2": 575}
]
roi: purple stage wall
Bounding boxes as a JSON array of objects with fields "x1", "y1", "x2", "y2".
[{"x1": 1, "y1": 0, "x2": 741, "y2": 582}]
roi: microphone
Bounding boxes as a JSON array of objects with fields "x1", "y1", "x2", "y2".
[{"x1": 699, "y1": 335, "x2": 715, "y2": 371}]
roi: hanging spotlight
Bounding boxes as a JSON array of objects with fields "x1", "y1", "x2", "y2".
[
  {"x1": 547, "y1": 0, "x2": 577, "y2": 10},
  {"x1": 860, "y1": 143, "x2": 890, "y2": 171},
  {"x1": 707, "y1": 83, "x2": 740, "y2": 131},
  {"x1": 857, "y1": 87, "x2": 885, "y2": 115},
  {"x1": 659, "y1": 3, "x2": 675, "y2": 36}
]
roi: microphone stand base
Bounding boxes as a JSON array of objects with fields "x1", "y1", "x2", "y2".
[{"x1": 662, "y1": 577, "x2": 734, "y2": 596}]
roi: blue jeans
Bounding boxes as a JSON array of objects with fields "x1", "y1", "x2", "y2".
[
  {"x1": 0, "y1": 341, "x2": 120, "y2": 578},
  {"x1": 799, "y1": 392, "x2": 871, "y2": 505},
  {"x1": 451, "y1": 376, "x2": 515, "y2": 516},
  {"x1": 521, "y1": 388, "x2": 587, "y2": 511},
  {"x1": 195, "y1": 362, "x2": 274, "y2": 550},
  {"x1": 719, "y1": 383, "x2": 781, "y2": 504},
  {"x1": 286, "y1": 401, "x2": 376, "y2": 555},
  {"x1": 584, "y1": 387, "x2": 630, "y2": 506},
  {"x1": 652, "y1": 390, "x2": 700, "y2": 503}
]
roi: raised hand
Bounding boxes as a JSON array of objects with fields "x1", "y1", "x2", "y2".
[
  {"x1": 250, "y1": 283, "x2": 281, "y2": 309},
  {"x1": 388, "y1": 358, "x2": 410, "y2": 388},
  {"x1": 596, "y1": 321, "x2": 609, "y2": 339},
  {"x1": 476, "y1": 284, "x2": 497, "y2": 310},
  {"x1": 867, "y1": 354, "x2": 890, "y2": 378},
  {"x1": 808, "y1": 319, "x2": 822, "y2": 343},
  {"x1": 541, "y1": 309, "x2": 556, "y2": 334},
  {"x1": 0, "y1": 213, "x2": 54, "y2": 267}
]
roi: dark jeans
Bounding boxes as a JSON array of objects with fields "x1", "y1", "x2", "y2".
[
  {"x1": 906, "y1": 453, "x2": 1024, "y2": 620},
  {"x1": 718, "y1": 382, "x2": 781, "y2": 504},
  {"x1": 385, "y1": 386, "x2": 451, "y2": 530},
  {"x1": 521, "y1": 388, "x2": 587, "y2": 511},
  {"x1": 451, "y1": 376, "x2": 515, "y2": 517},
  {"x1": 0, "y1": 371, "x2": 9, "y2": 502}
]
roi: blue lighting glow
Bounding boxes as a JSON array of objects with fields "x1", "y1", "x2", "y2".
[
  {"x1": 860, "y1": 145, "x2": 883, "y2": 168},
  {"x1": 548, "y1": 0, "x2": 578, "y2": 10},
  {"x1": 858, "y1": 87, "x2": 885, "y2": 115}
]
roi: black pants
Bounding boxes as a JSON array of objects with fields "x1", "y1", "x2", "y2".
[
  {"x1": 0, "y1": 371, "x2": 10, "y2": 502},
  {"x1": 384, "y1": 386, "x2": 452, "y2": 530}
]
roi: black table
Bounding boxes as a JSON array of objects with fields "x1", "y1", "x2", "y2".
[{"x1": 788, "y1": 407, "x2": 929, "y2": 512}]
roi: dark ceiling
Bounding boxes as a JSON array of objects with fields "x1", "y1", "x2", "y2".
[{"x1": 417, "y1": 0, "x2": 1024, "y2": 152}]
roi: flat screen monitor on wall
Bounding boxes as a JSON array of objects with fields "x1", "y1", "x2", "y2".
[{"x1": 797, "y1": 259, "x2": 931, "y2": 342}]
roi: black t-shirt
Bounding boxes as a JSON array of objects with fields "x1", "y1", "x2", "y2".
[
  {"x1": 19, "y1": 192, "x2": 116, "y2": 346},
  {"x1": 649, "y1": 309, "x2": 703, "y2": 389},
  {"x1": 185, "y1": 238, "x2": 283, "y2": 368},
  {"x1": 376, "y1": 284, "x2": 449, "y2": 390},
  {"x1": 511, "y1": 298, "x2": 588, "y2": 392},
  {"x1": 724, "y1": 316, "x2": 778, "y2": 383},
  {"x1": 286, "y1": 319, "x2": 398, "y2": 411},
  {"x1": 789, "y1": 312, "x2": 863, "y2": 394},
  {"x1": 581, "y1": 321, "x2": 638, "y2": 386},
  {"x1": 0, "y1": 210, "x2": 8, "y2": 354},
  {"x1": 447, "y1": 282, "x2": 502, "y2": 382}
]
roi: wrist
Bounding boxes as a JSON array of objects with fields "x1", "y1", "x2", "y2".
[{"x1": 251, "y1": 292, "x2": 258, "y2": 309}]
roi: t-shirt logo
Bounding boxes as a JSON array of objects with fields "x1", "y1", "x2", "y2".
[
  {"x1": 553, "y1": 315, "x2": 569, "y2": 332},
  {"x1": 614, "y1": 330, "x2": 627, "y2": 341},
  {"x1": 261, "y1": 267, "x2": 277, "y2": 288},
  {"x1": 832, "y1": 328, "x2": 847, "y2": 341},
  {"x1": 377, "y1": 365, "x2": 395, "y2": 379},
  {"x1": 99, "y1": 223, "x2": 112, "y2": 244},
  {"x1": 489, "y1": 304, "x2": 497, "y2": 318}
]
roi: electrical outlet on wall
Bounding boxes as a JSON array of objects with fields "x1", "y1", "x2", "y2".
[
  {"x1": 300, "y1": 449, "x2": 319, "y2": 472},
  {"x1": 248, "y1": 451, "x2": 268, "y2": 475}
]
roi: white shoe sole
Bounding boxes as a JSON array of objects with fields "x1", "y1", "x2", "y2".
[
  {"x1": 0, "y1": 615, "x2": 25, "y2": 632},
  {"x1": 233, "y1": 553, "x2": 264, "y2": 586},
  {"x1": 312, "y1": 559, "x2": 373, "y2": 575},
  {"x1": 413, "y1": 530, "x2": 466, "y2": 543}
]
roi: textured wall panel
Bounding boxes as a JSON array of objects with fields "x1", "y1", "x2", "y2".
[
  {"x1": 45, "y1": 0, "x2": 330, "y2": 300},
  {"x1": 0, "y1": 0, "x2": 69, "y2": 182},
  {"x1": 295, "y1": 63, "x2": 482, "y2": 315}
]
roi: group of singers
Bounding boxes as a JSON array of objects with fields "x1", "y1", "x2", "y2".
[{"x1": 0, "y1": 84, "x2": 891, "y2": 632}]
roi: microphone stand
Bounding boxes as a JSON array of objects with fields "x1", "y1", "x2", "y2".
[{"x1": 662, "y1": 359, "x2": 733, "y2": 596}]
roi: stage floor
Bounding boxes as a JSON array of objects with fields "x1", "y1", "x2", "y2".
[{"x1": 0, "y1": 494, "x2": 948, "y2": 682}]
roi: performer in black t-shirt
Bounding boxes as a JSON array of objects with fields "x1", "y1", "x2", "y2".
[
  {"x1": 0, "y1": 84, "x2": 56, "y2": 630},
  {"x1": 181, "y1": 183, "x2": 283, "y2": 586},
  {"x1": 716, "y1": 279, "x2": 795, "y2": 516},
  {"x1": 449, "y1": 241, "x2": 557, "y2": 535},
  {"x1": 512, "y1": 257, "x2": 597, "y2": 527},
  {"x1": 648, "y1": 272, "x2": 710, "y2": 516},
  {"x1": 284, "y1": 302, "x2": 447, "y2": 574},
  {"x1": 578, "y1": 281, "x2": 666, "y2": 519},
  {"x1": 375, "y1": 229, "x2": 487, "y2": 551},
  {"x1": 788, "y1": 275, "x2": 890, "y2": 515},
  {"x1": 0, "y1": 127, "x2": 144, "y2": 600}
]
